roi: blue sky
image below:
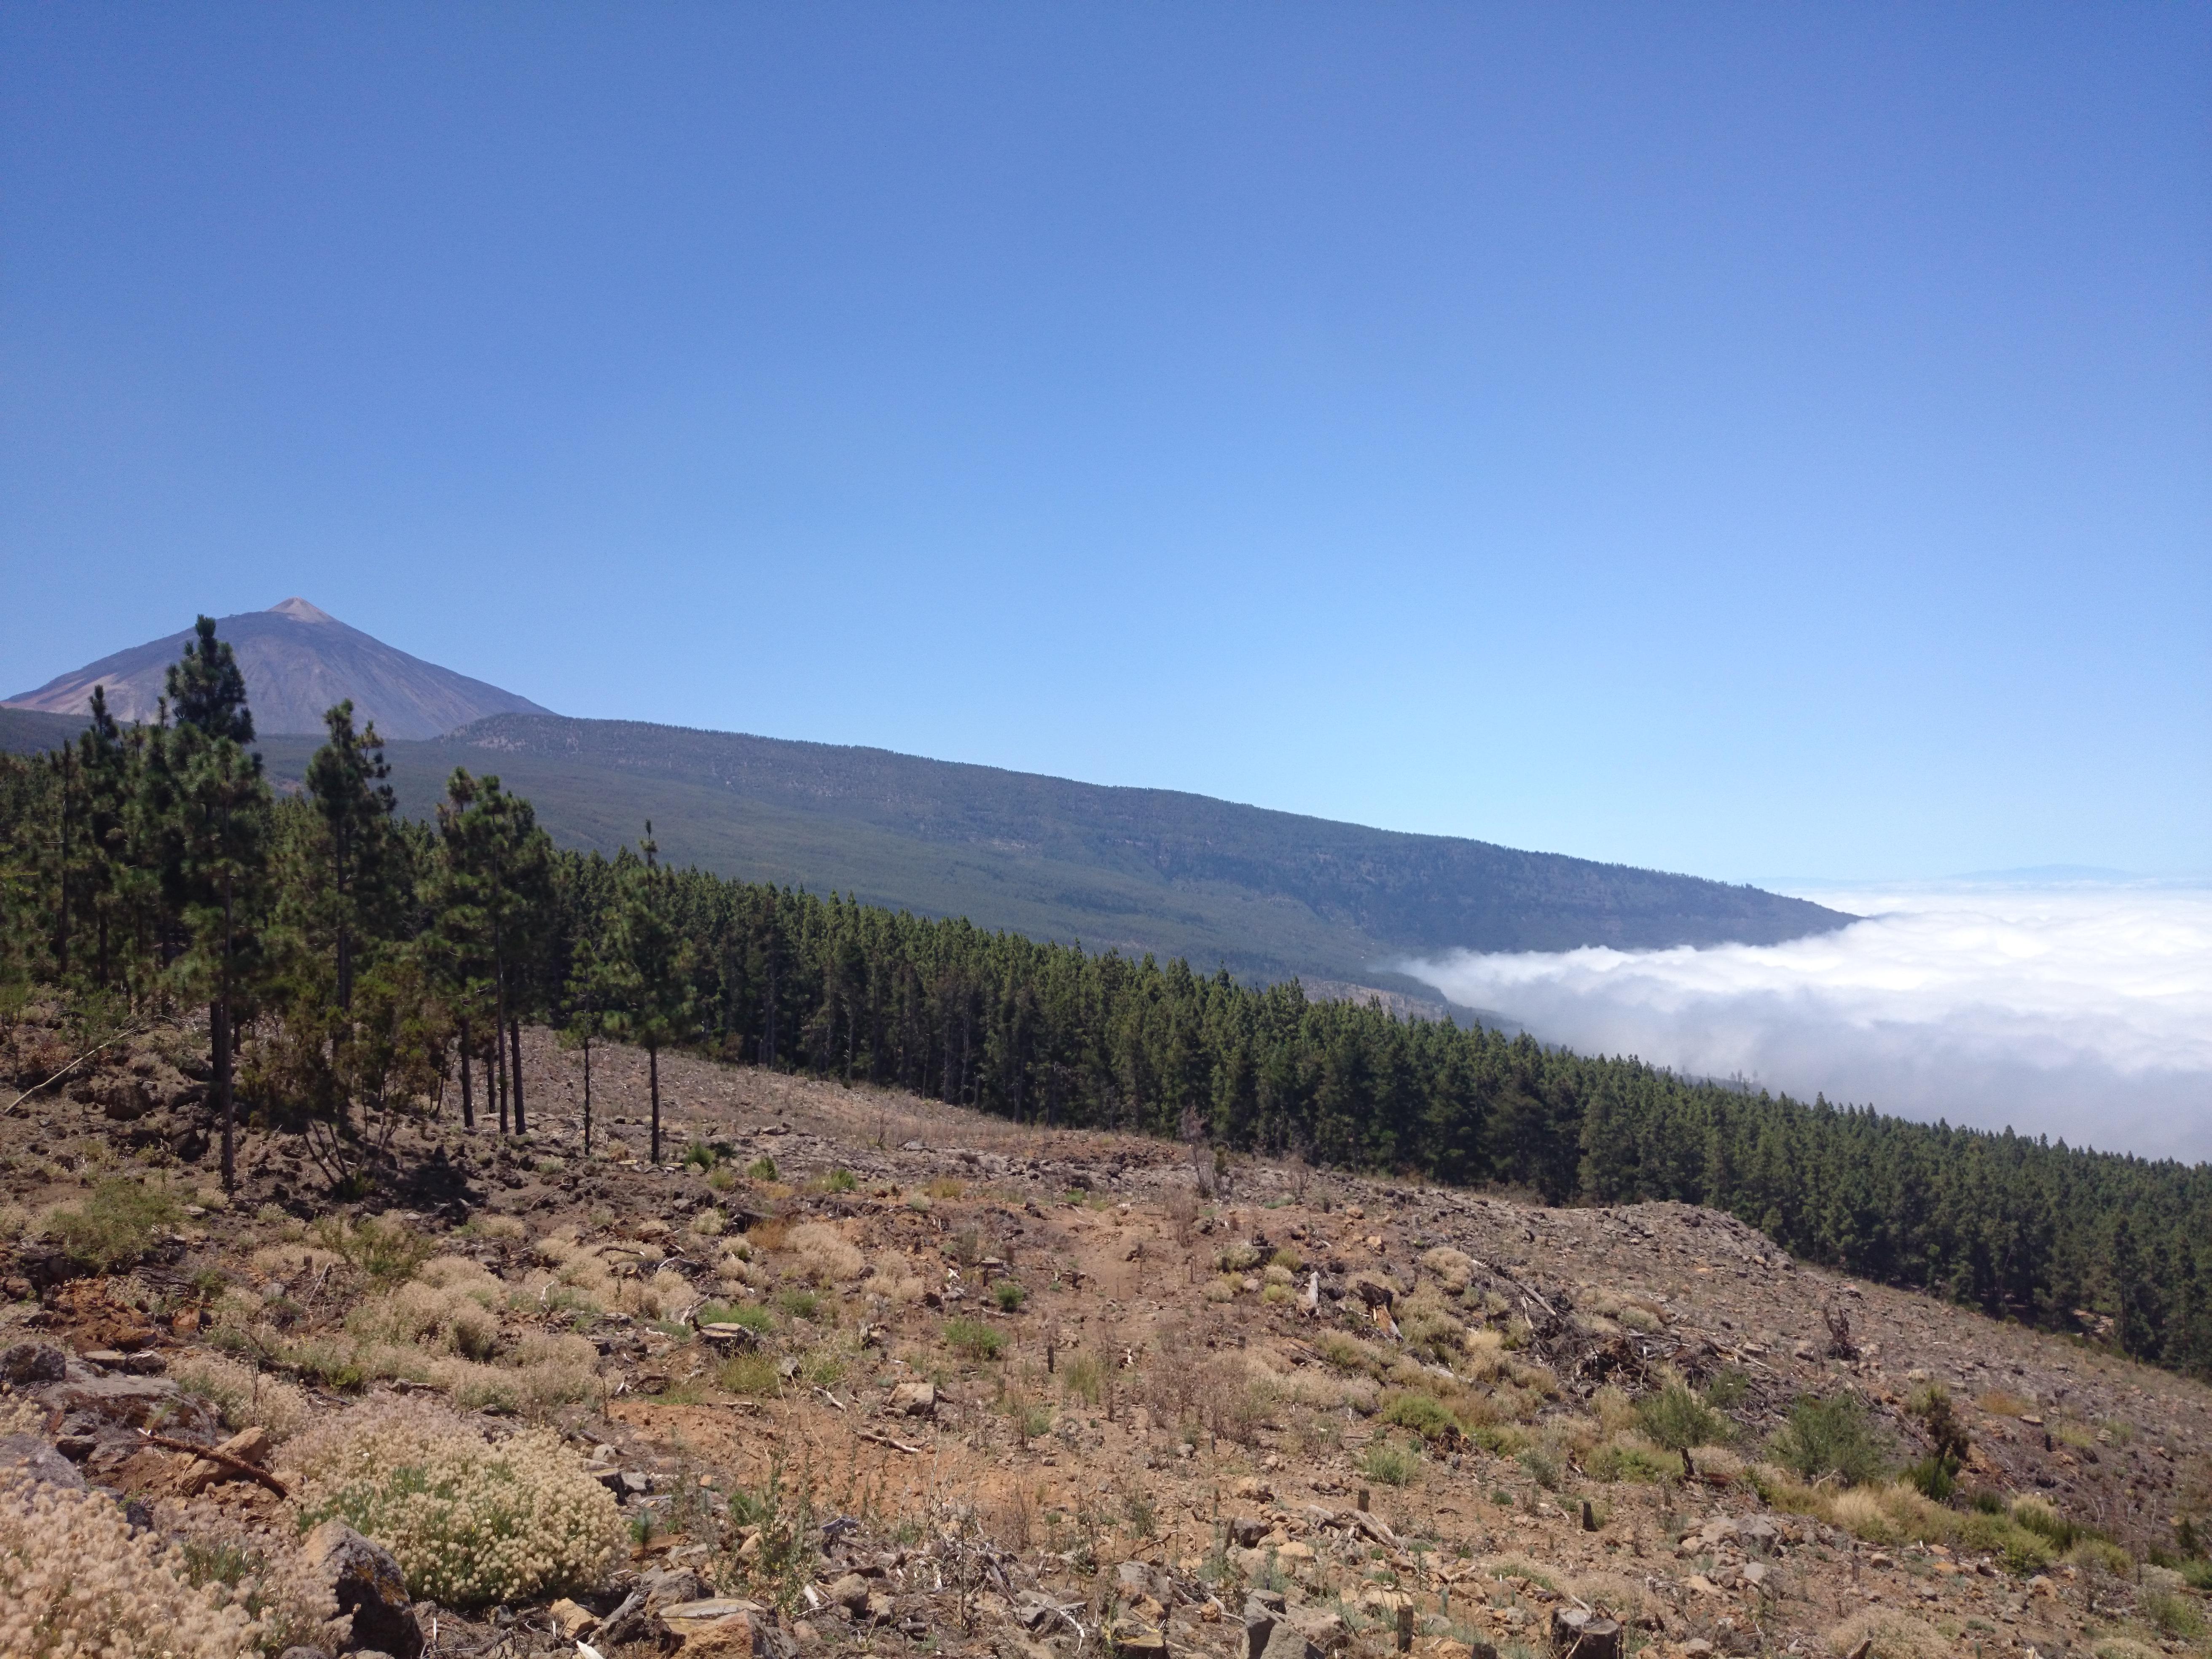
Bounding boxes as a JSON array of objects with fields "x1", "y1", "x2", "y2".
[{"x1": 4, "y1": 5, "x2": 2206, "y2": 883}]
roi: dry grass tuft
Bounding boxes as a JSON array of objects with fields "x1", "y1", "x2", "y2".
[
  {"x1": 786, "y1": 1221, "x2": 866, "y2": 1283},
  {"x1": 1418, "y1": 1245, "x2": 1475, "y2": 1293},
  {"x1": 1824, "y1": 1610, "x2": 1950, "y2": 1659}
]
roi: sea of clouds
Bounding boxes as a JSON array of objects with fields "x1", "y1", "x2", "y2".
[{"x1": 1401, "y1": 877, "x2": 2212, "y2": 1162}]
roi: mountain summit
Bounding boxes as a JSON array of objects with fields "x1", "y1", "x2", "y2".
[{"x1": 4, "y1": 600, "x2": 552, "y2": 740}]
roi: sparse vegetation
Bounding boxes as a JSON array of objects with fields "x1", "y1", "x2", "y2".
[
  {"x1": 1771, "y1": 1393, "x2": 1889, "y2": 1487},
  {"x1": 945, "y1": 1317, "x2": 1004, "y2": 1360},
  {"x1": 46, "y1": 1177, "x2": 182, "y2": 1271}
]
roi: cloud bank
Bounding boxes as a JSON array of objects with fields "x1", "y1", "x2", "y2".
[{"x1": 1401, "y1": 878, "x2": 2212, "y2": 1163}]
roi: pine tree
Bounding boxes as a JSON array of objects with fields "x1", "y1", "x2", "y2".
[
  {"x1": 302, "y1": 700, "x2": 396, "y2": 1014},
  {"x1": 598, "y1": 827, "x2": 693, "y2": 1164},
  {"x1": 162, "y1": 618, "x2": 270, "y2": 1191}
]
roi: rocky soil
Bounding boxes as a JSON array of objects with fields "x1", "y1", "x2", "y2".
[{"x1": 4, "y1": 1006, "x2": 2210, "y2": 1659}]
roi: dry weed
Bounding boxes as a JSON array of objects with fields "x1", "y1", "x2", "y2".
[{"x1": 1823, "y1": 1609, "x2": 1950, "y2": 1659}]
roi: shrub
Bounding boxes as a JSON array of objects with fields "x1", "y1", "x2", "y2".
[
  {"x1": 700, "y1": 1301, "x2": 776, "y2": 1334},
  {"x1": 1702, "y1": 1367, "x2": 1750, "y2": 1410},
  {"x1": 1362, "y1": 1439, "x2": 1420, "y2": 1487},
  {"x1": 690, "y1": 1208, "x2": 726, "y2": 1237},
  {"x1": 1061, "y1": 1351, "x2": 1108, "y2": 1407},
  {"x1": 682, "y1": 1143, "x2": 719, "y2": 1172},
  {"x1": 1419, "y1": 1246, "x2": 1475, "y2": 1291},
  {"x1": 1519, "y1": 1446, "x2": 1563, "y2": 1490},
  {"x1": 776, "y1": 1287, "x2": 824, "y2": 1321},
  {"x1": 718, "y1": 1353, "x2": 782, "y2": 1396},
  {"x1": 46, "y1": 1178, "x2": 182, "y2": 1271},
  {"x1": 1587, "y1": 1438, "x2": 1678, "y2": 1484},
  {"x1": 2144, "y1": 1588, "x2": 2206, "y2": 1638},
  {"x1": 289, "y1": 1401, "x2": 623, "y2": 1607},
  {"x1": 786, "y1": 1222, "x2": 865, "y2": 1283},
  {"x1": 313, "y1": 1213, "x2": 435, "y2": 1284},
  {"x1": 746, "y1": 1156, "x2": 779, "y2": 1181},
  {"x1": 945, "y1": 1318, "x2": 1004, "y2": 1360},
  {"x1": 1771, "y1": 1393, "x2": 1888, "y2": 1486},
  {"x1": 1216, "y1": 1240, "x2": 1261, "y2": 1273},
  {"x1": 0, "y1": 1470, "x2": 284, "y2": 1658},
  {"x1": 1638, "y1": 1383, "x2": 1729, "y2": 1463},
  {"x1": 1380, "y1": 1390, "x2": 1460, "y2": 1444},
  {"x1": 992, "y1": 1280, "x2": 1027, "y2": 1312},
  {"x1": 169, "y1": 1351, "x2": 311, "y2": 1442},
  {"x1": 819, "y1": 1167, "x2": 857, "y2": 1194}
]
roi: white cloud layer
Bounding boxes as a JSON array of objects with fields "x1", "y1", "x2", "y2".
[{"x1": 1401, "y1": 878, "x2": 2212, "y2": 1162}]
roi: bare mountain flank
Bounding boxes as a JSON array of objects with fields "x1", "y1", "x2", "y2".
[{"x1": 4, "y1": 598, "x2": 551, "y2": 739}]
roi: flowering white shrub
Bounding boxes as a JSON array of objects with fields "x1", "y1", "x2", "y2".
[
  {"x1": 0, "y1": 1471, "x2": 271, "y2": 1657},
  {"x1": 288, "y1": 1401, "x2": 622, "y2": 1608}
]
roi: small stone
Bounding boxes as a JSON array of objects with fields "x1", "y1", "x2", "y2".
[
  {"x1": 217, "y1": 1424, "x2": 273, "y2": 1466},
  {"x1": 550, "y1": 1599, "x2": 597, "y2": 1638},
  {"x1": 886, "y1": 1382, "x2": 937, "y2": 1418},
  {"x1": 827, "y1": 1573, "x2": 872, "y2": 1614}
]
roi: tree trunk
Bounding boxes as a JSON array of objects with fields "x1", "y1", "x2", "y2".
[
  {"x1": 214, "y1": 997, "x2": 232, "y2": 1190},
  {"x1": 648, "y1": 1043, "x2": 661, "y2": 1165},
  {"x1": 217, "y1": 866, "x2": 235, "y2": 1192},
  {"x1": 509, "y1": 1017, "x2": 526, "y2": 1136},
  {"x1": 492, "y1": 951, "x2": 510, "y2": 1135},
  {"x1": 581, "y1": 1034, "x2": 592, "y2": 1154},
  {"x1": 494, "y1": 1019, "x2": 507, "y2": 1135},
  {"x1": 54, "y1": 748, "x2": 70, "y2": 978},
  {"x1": 457, "y1": 1018, "x2": 474, "y2": 1130}
]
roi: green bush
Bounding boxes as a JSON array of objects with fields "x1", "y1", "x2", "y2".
[
  {"x1": 992, "y1": 1280, "x2": 1027, "y2": 1312},
  {"x1": 2146, "y1": 1590, "x2": 2207, "y2": 1639},
  {"x1": 700, "y1": 1301, "x2": 776, "y2": 1334},
  {"x1": 312, "y1": 1214, "x2": 435, "y2": 1285},
  {"x1": 775, "y1": 1288, "x2": 822, "y2": 1321},
  {"x1": 1518, "y1": 1446, "x2": 1563, "y2": 1490},
  {"x1": 718, "y1": 1353, "x2": 782, "y2": 1396},
  {"x1": 1700, "y1": 1368, "x2": 1751, "y2": 1410},
  {"x1": 1060, "y1": 1351, "x2": 1107, "y2": 1406},
  {"x1": 943, "y1": 1318, "x2": 1004, "y2": 1360},
  {"x1": 1587, "y1": 1440, "x2": 1677, "y2": 1483},
  {"x1": 746, "y1": 1156, "x2": 779, "y2": 1181},
  {"x1": 1379, "y1": 1390, "x2": 1460, "y2": 1444},
  {"x1": 1904, "y1": 1452, "x2": 1958, "y2": 1501},
  {"x1": 820, "y1": 1167, "x2": 857, "y2": 1193},
  {"x1": 1637, "y1": 1383, "x2": 1729, "y2": 1455},
  {"x1": 48, "y1": 1178, "x2": 182, "y2": 1271},
  {"x1": 1769, "y1": 1393, "x2": 1888, "y2": 1486},
  {"x1": 1361, "y1": 1439, "x2": 1420, "y2": 1487}
]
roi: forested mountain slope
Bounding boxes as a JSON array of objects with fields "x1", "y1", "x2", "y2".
[
  {"x1": 0, "y1": 628, "x2": 1848, "y2": 985},
  {"x1": 249, "y1": 713, "x2": 1850, "y2": 984}
]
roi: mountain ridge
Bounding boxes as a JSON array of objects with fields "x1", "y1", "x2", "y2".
[{"x1": 0, "y1": 614, "x2": 1852, "y2": 988}]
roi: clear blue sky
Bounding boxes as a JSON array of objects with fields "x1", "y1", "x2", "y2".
[{"x1": 4, "y1": 5, "x2": 2206, "y2": 883}]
